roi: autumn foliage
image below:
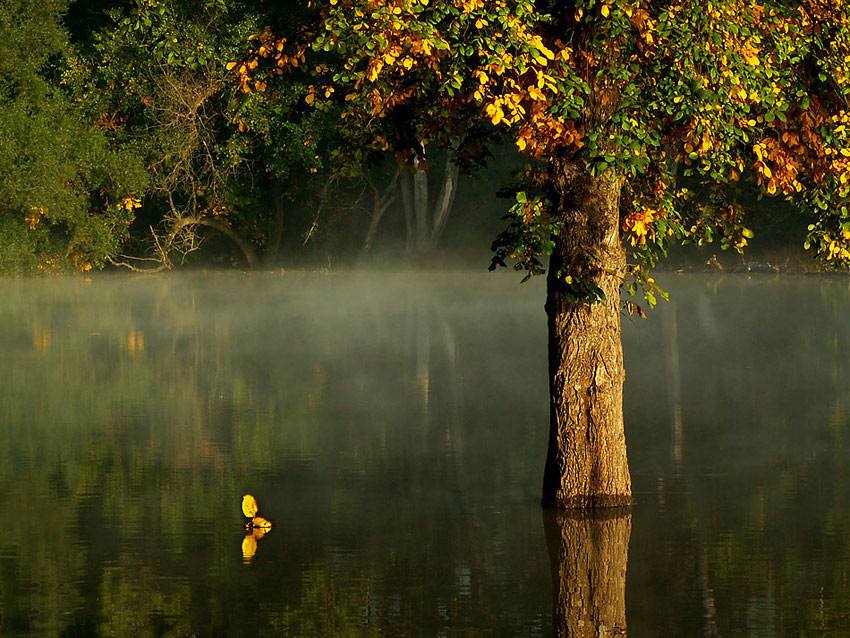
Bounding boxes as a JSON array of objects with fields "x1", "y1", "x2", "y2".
[{"x1": 226, "y1": 0, "x2": 850, "y2": 291}]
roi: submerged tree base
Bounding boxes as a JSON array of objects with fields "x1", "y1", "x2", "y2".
[{"x1": 542, "y1": 493, "x2": 633, "y2": 510}]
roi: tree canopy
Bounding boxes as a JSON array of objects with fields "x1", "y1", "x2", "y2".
[{"x1": 224, "y1": 0, "x2": 850, "y2": 296}]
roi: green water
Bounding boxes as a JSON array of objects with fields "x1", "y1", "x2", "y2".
[{"x1": 0, "y1": 271, "x2": 848, "y2": 637}]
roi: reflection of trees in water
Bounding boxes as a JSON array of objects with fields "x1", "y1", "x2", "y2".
[
  {"x1": 0, "y1": 273, "x2": 549, "y2": 637},
  {"x1": 543, "y1": 509, "x2": 630, "y2": 638},
  {"x1": 627, "y1": 275, "x2": 850, "y2": 636}
]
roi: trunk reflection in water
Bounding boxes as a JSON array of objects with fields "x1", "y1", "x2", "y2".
[{"x1": 543, "y1": 509, "x2": 630, "y2": 638}]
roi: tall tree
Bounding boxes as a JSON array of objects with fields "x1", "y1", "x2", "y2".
[{"x1": 230, "y1": 0, "x2": 850, "y2": 508}]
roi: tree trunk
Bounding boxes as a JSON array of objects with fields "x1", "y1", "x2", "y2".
[
  {"x1": 265, "y1": 183, "x2": 286, "y2": 267},
  {"x1": 543, "y1": 509, "x2": 631, "y2": 637},
  {"x1": 412, "y1": 157, "x2": 430, "y2": 252},
  {"x1": 193, "y1": 217, "x2": 259, "y2": 270},
  {"x1": 425, "y1": 149, "x2": 459, "y2": 252},
  {"x1": 362, "y1": 165, "x2": 401, "y2": 253},
  {"x1": 401, "y1": 169, "x2": 415, "y2": 253},
  {"x1": 541, "y1": 159, "x2": 631, "y2": 509}
]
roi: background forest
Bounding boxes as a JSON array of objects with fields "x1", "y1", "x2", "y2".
[{"x1": 0, "y1": 0, "x2": 525, "y2": 275}]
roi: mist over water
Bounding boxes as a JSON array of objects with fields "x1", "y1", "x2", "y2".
[{"x1": 1, "y1": 270, "x2": 849, "y2": 636}]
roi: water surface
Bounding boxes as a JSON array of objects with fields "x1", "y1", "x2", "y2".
[{"x1": 1, "y1": 271, "x2": 848, "y2": 636}]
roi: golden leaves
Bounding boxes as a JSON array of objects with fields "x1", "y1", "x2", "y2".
[
  {"x1": 26, "y1": 206, "x2": 45, "y2": 230},
  {"x1": 485, "y1": 102, "x2": 504, "y2": 125},
  {"x1": 229, "y1": 28, "x2": 303, "y2": 94},
  {"x1": 241, "y1": 494, "x2": 272, "y2": 563},
  {"x1": 241, "y1": 493, "x2": 259, "y2": 518},
  {"x1": 120, "y1": 196, "x2": 142, "y2": 211},
  {"x1": 752, "y1": 134, "x2": 807, "y2": 195},
  {"x1": 623, "y1": 207, "x2": 657, "y2": 246},
  {"x1": 741, "y1": 41, "x2": 761, "y2": 66}
]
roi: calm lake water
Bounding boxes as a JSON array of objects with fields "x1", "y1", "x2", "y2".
[{"x1": 1, "y1": 271, "x2": 849, "y2": 637}]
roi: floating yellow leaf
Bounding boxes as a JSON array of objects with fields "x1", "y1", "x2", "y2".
[
  {"x1": 242, "y1": 494, "x2": 258, "y2": 518},
  {"x1": 242, "y1": 534, "x2": 258, "y2": 562},
  {"x1": 252, "y1": 516, "x2": 272, "y2": 531}
]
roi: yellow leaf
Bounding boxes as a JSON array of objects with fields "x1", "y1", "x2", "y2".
[
  {"x1": 601, "y1": 4, "x2": 610, "y2": 17},
  {"x1": 226, "y1": 61, "x2": 237, "y2": 71},
  {"x1": 242, "y1": 534, "x2": 257, "y2": 562},
  {"x1": 305, "y1": 93, "x2": 315, "y2": 105},
  {"x1": 252, "y1": 516, "x2": 273, "y2": 531},
  {"x1": 242, "y1": 494, "x2": 259, "y2": 518}
]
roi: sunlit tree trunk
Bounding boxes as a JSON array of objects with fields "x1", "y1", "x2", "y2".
[
  {"x1": 543, "y1": 509, "x2": 631, "y2": 637},
  {"x1": 541, "y1": 159, "x2": 631, "y2": 509}
]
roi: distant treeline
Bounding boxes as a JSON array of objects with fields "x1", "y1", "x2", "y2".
[{"x1": 0, "y1": 0, "x2": 515, "y2": 275}]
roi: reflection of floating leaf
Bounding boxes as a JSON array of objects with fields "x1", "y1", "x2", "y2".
[
  {"x1": 251, "y1": 519, "x2": 271, "y2": 540},
  {"x1": 242, "y1": 534, "x2": 258, "y2": 562},
  {"x1": 242, "y1": 494, "x2": 259, "y2": 518}
]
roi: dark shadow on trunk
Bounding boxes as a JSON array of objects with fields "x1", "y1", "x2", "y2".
[{"x1": 543, "y1": 508, "x2": 631, "y2": 637}]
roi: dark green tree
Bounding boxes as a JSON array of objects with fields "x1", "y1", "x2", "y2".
[{"x1": 0, "y1": 0, "x2": 145, "y2": 275}]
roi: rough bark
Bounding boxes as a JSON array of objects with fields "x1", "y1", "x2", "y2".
[
  {"x1": 541, "y1": 158, "x2": 631, "y2": 509},
  {"x1": 543, "y1": 509, "x2": 631, "y2": 638}
]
